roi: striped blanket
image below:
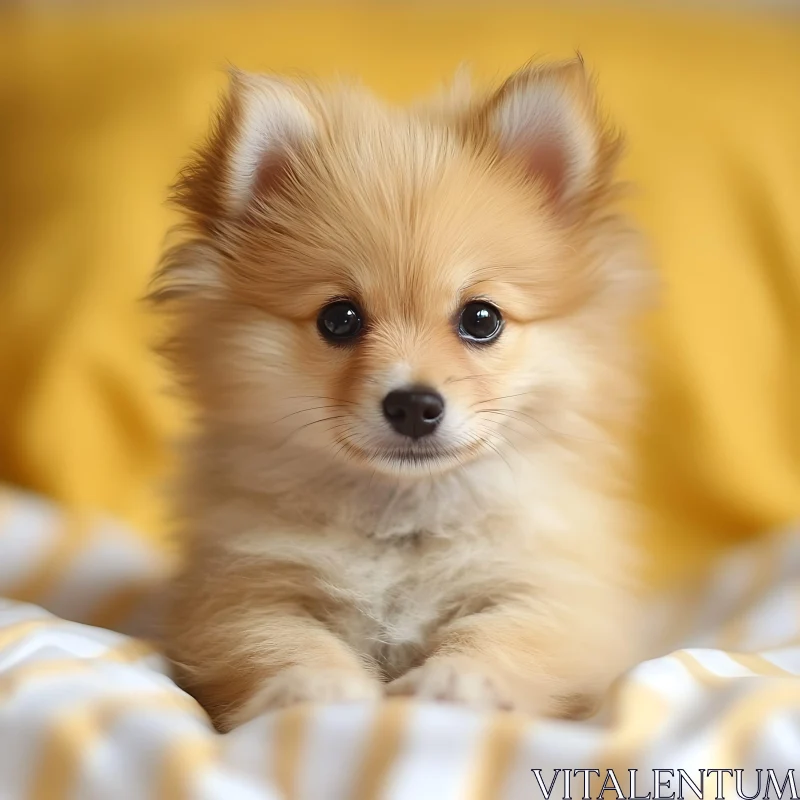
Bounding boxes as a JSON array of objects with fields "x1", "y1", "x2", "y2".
[{"x1": 0, "y1": 484, "x2": 798, "y2": 800}]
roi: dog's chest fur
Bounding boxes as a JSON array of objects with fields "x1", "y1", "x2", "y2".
[
  {"x1": 229, "y1": 467, "x2": 533, "y2": 678},
  {"x1": 284, "y1": 528, "x2": 506, "y2": 680}
]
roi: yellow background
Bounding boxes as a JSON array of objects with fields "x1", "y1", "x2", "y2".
[{"x1": 0, "y1": 4, "x2": 798, "y2": 585}]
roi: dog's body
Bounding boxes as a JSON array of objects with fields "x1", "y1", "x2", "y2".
[{"x1": 153, "y1": 61, "x2": 650, "y2": 731}]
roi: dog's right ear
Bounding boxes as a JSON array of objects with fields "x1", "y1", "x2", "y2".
[{"x1": 175, "y1": 70, "x2": 316, "y2": 226}]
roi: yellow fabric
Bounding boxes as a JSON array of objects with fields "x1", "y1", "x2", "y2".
[{"x1": 0, "y1": 5, "x2": 798, "y2": 584}]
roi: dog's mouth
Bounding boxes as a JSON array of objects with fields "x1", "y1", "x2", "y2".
[{"x1": 339, "y1": 437, "x2": 486, "y2": 473}]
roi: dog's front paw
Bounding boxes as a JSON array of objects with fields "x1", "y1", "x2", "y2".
[
  {"x1": 386, "y1": 655, "x2": 516, "y2": 712},
  {"x1": 231, "y1": 666, "x2": 382, "y2": 727}
]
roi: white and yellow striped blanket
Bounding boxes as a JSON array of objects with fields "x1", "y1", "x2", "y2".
[{"x1": 0, "y1": 484, "x2": 798, "y2": 800}]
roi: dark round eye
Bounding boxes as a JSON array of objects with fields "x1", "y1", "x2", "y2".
[
  {"x1": 317, "y1": 301, "x2": 363, "y2": 343},
  {"x1": 458, "y1": 301, "x2": 503, "y2": 343}
]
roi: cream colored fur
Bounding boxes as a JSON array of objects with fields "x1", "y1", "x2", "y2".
[{"x1": 151, "y1": 60, "x2": 651, "y2": 732}]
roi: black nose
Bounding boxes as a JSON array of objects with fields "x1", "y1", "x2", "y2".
[{"x1": 382, "y1": 388, "x2": 445, "y2": 439}]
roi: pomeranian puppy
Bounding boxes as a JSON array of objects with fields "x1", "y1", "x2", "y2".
[{"x1": 151, "y1": 59, "x2": 650, "y2": 732}]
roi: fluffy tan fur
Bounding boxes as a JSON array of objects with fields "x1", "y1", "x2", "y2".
[{"x1": 151, "y1": 60, "x2": 651, "y2": 732}]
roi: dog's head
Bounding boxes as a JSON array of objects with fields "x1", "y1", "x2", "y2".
[{"x1": 152, "y1": 61, "x2": 644, "y2": 480}]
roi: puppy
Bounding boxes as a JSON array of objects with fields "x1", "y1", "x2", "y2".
[{"x1": 151, "y1": 59, "x2": 650, "y2": 732}]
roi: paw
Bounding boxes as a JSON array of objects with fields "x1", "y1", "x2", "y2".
[
  {"x1": 232, "y1": 667, "x2": 382, "y2": 727},
  {"x1": 386, "y1": 656, "x2": 516, "y2": 712}
]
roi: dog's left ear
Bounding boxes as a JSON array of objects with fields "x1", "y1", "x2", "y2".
[{"x1": 477, "y1": 59, "x2": 621, "y2": 211}]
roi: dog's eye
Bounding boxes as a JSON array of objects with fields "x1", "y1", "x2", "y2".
[
  {"x1": 459, "y1": 302, "x2": 503, "y2": 343},
  {"x1": 317, "y1": 301, "x2": 363, "y2": 343}
]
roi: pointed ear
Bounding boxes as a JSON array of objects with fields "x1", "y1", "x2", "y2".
[
  {"x1": 481, "y1": 59, "x2": 621, "y2": 209},
  {"x1": 223, "y1": 70, "x2": 315, "y2": 213},
  {"x1": 151, "y1": 71, "x2": 316, "y2": 304},
  {"x1": 176, "y1": 69, "x2": 316, "y2": 223}
]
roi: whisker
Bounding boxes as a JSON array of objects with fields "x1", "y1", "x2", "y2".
[
  {"x1": 480, "y1": 435, "x2": 517, "y2": 482},
  {"x1": 277, "y1": 414, "x2": 350, "y2": 448},
  {"x1": 273, "y1": 404, "x2": 350, "y2": 424},
  {"x1": 330, "y1": 429, "x2": 358, "y2": 463},
  {"x1": 476, "y1": 407, "x2": 602, "y2": 445},
  {"x1": 470, "y1": 391, "x2": 536, "y2": 408},
  {"x1": 475, "y1": 410, "x2": 543, "y2": 444},
  {"x1": 444, "y1": 373, "x2": 493, "y2": 385},
  {"x1": 286, "y1": 395, "x2": 358, "y2": 406},
  {"x1": 501, "y1": 409, "x2": 603, "y2": 444},
  {"x1": 475, "y1": 417, "x2": 531, "y2": 456}
]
